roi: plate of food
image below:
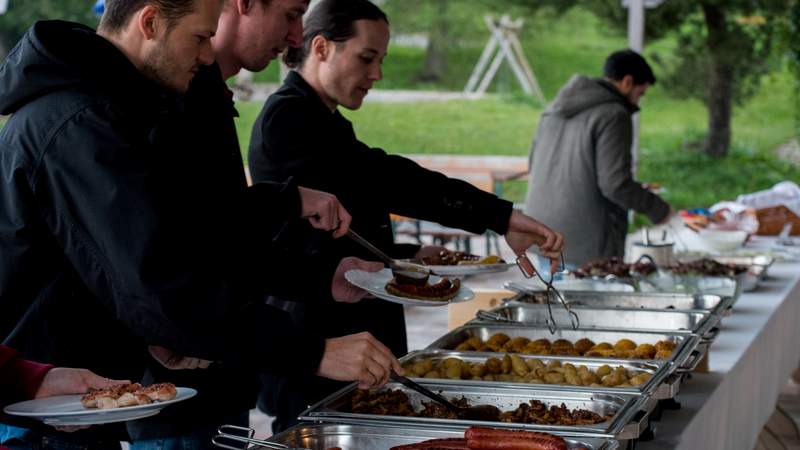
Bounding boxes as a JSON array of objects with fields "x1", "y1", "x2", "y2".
[
  {"x1": 3, "y1": 383, "x2": 195, "y2": 426},
  {"x1": 404, "y1": 250, "x2": 513, "y2": 276},
  {"x1": 345, "y1": 268, "x2": 475, "y2": 306}
]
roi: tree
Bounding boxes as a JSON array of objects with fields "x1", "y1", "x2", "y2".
[
  {"x1": 0, "y1": 0, "x2": 98, "y2": 61},
  {"x1": 417, "y1": 0, "x2": 448, "y2": 82},
  {"x1": 782, "y1": 0, "x2": 800, "y2": 139},
  {"x1": 585, "y1": 0, "x2": 791, "y2": 158}
]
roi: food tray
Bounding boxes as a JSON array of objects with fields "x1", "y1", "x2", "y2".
[
  {"x1": 249, "y1": 422, "x2": 621, "y2": 450},
  {"x1": 474, "y1": 303, "x2": 720, "y2": 342},
  {"x1": 399, "y1": 350, "x2": 680, "y2": 400},
  {"x1": 425, "y1": 324, "x2": 704, "y2": 373},
  {"x1": 300, "y1": 381, "x2": 651, "y2": 440},
  {"x1": 637, "y1": 271, "x2": 744, "y2": 300},
  {"x1": 675, "y1": 253, "x2": 774, "y2": 292},
  {"x1": 504, "y1": 287, "x2": 734, "y2": 317}
]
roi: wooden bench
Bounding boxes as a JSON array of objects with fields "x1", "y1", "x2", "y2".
[{"x1": 393, "y1": 155, "x2": 529, "y2": 254}]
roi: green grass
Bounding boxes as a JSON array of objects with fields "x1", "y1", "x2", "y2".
[
  {"x1": 236, "y1": 66, "x2": 799, "y2": 212},
  {"x1": 228, "y1": 5, "x2": 800, "y2": 214}
]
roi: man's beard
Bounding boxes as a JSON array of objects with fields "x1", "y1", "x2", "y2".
[{"x1": 141, "y1": 42, "x2": 186, "y2": 94}]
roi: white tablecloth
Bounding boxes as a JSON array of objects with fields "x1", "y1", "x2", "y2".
[{"x1": 639, "y1": 255, "x2": 800, "y2": 449}]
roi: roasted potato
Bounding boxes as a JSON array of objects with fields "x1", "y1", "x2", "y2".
[
  {"x1": 614, "y1": 339, "x2": 637, "y2": 351},
  {"x1": 469, "y1": 363, "x2": 487, "y2": 377},
  {"x1": 510, "y1": 354, "x2": 529, "y2": 376},
  {"x1": 423, "y1": 370, "x2": 441, "y2": 379},
  {"x1": 501, "y1": 354, "x2": 513, "y2": 374},
  {"x1": 486, "y1": 357, "x2": 503, "y2": 374},
  {"x1": 412, "y1": 359, "x2": 434, "y2": 376},
  {"x1": 526, "y1": 358, "x2": 545, "y2": 371},
  {"x1": 486, "y1": 333, "x2": 510, "y2": 347},
  {"x1": 574, "y1": 338, "x2": 595, "y2": 354}
]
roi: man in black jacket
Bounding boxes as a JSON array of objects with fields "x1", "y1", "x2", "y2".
[
  {"x1": 122, "y1": 0, "x2": 356, "y2": 447},
  {"x1": 0, "y1": 1, "x2": 401, "y2": 448},
  {"x1": 248, "y1": 0, "x2": 566, "y2": 432}
]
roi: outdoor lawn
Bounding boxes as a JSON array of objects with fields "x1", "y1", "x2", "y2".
[{"x1": 235, "y1": 7, "x2": 799, "y2": 214}]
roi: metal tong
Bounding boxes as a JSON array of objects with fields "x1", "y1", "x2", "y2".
[
  {"x1": 346, "y1": 229, "x2": 434, "y2": 284},
  {"x1": 212, "y1": 425, "x2": 310, "y2": 450},
  {"x1": 389, "y1": 371, "x2": 501, "y2": 421},
  {"x1": 514, "y1": 252, "x2": 579, "y2": 333}
]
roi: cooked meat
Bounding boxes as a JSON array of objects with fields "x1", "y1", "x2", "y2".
[{"x1": 344, "y1": 390, "x2": 607, "y2": 426}]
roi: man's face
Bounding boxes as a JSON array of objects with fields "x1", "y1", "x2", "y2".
[
  {"x1": 237, "y1": 0, "x2": 307, "y2": 72},
  {"x1": 141, "y1": 0, "x2": 222, "y2": 93},
  {"x1": 627, "y1": 83, "x2": 649, "y2": 106},
  {"x1": 318, "y1": 19, "x2": 389, "y2": 110}
]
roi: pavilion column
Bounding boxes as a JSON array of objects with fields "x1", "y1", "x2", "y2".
[{"x1": 628, "y1": 0, "x2": 645, "y2": 179}]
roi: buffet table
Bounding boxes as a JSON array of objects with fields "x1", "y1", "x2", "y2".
[{"x1": 639, "y1": 256, "x2": 800, "y2": 450}]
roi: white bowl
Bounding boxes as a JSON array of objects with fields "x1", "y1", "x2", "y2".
[{"x1": 697, "y1": 229, "x2": 748, "y2": 252}]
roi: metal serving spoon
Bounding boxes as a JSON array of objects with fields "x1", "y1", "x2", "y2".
[{"x1": 389, "y1": 371, "x2": 502, "y2": 422}]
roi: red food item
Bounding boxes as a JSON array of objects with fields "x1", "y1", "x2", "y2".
[
  {"x1": 465, "y1": 426, "x2": 567, "y2": 450},
  {"x1": 390, "y1": 438, "x2": 469, "y2": 449}
]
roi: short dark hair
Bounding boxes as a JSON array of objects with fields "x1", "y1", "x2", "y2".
[
  {"x1": 284, "y1": 0, "x2": 388, "y2": 69},
  {"x1": 603, "y1": 49, "x2": 656, "y2": 85},
  {"x1": 99, "y1": 0, "x2": 198, "y2": 32}
]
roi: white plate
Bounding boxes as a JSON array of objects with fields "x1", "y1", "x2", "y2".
[
  {"x1": 43, "y1": 409, "x2": 161, "y2": 426},
  {"x1": 345, "y1": 269, "x2": 475, "y2": 306},
  {"x1": 3, "y1": 387, "x2": 196, "y2": 426},
  {"x1": 415, "y1": 262, "x2": 514, "y2": 276}
]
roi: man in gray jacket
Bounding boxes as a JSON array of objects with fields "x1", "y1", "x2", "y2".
[{"x1": 524, "y1": 49, "x2": 671, "y2": 267}]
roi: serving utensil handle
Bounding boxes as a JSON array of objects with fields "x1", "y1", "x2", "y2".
[
  {"x1": 346, "y1": 229, "x2": 395, "y2": 266},
  {"x1": 389, "y1": 371, "x2": 461, "y2": 414}
]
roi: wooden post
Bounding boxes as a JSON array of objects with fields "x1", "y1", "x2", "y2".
[
  {"x1": 628, "y1": 0, "x2": 645, "y2": 180},
  {"x1": 464, "y1": 29, "x2": 499, "y2": 93}
]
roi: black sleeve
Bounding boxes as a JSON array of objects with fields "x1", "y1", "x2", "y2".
[
  {"x1": 358, "y1": 146, "x2": 514, "y2": 235},
  {"x1": 34, "y1": 104, "x2": 326, "y2": 375},
  {"x1": 250, "y1": 99, "x2": 514, "y2": 236}
]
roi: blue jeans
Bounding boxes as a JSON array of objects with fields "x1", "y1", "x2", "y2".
[
  {"x1": 129, "y1": 411, "x2": 248, "y2": 450},
  {"x1": 129, "y1": 433, "x2": 213, "y2": 450},
  {"x1": 0, "y1": 424, "x2": 121, "y2": 450}
]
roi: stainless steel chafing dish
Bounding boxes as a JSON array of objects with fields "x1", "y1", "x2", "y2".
[
  {"x1": 675, "y1": 253, "x2": 774, "y2": 292},
  {"x1": 504, "y1": 287, "x2": 734, "y2": 317},
  {"x1": 300, "y1": 381, "x2": 651, "y2": 440},
  {"x1": 425, "y1": 324, "x2": 704, "y2": 373},
  {"x1": 215, "y1": 422, "x2": 621, "y2": 450},
  {"x1": 637, "y1": 271, "x2": 745, "y2": 299},
  {"x1": 474, "y1": 302, "x2": 721, "y2": 342},
  {"x1": 399, "y1": 349, "x2": 680, "y2": 400}
]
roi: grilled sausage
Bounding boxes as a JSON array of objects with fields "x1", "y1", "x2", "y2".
[
  {"x1": 465, "y1": 426, "x2": 567, "y2": 450},
  {"x1": 390, "y1": 438, "x2": 469, "y2": 449}
]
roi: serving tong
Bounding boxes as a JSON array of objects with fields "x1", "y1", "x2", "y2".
[
  {"x1": 346, "y1": 229, "x2": 434, "y2": 285},
  {"x1": 212, "y1": 425, "x2": 310, "y2": 450},
  {"x1": 389, "y1": 371, "x2": 502, "y2": 422},
  {"x1": 512, "y1": 252, "x2": 579, "y2": 334}
]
